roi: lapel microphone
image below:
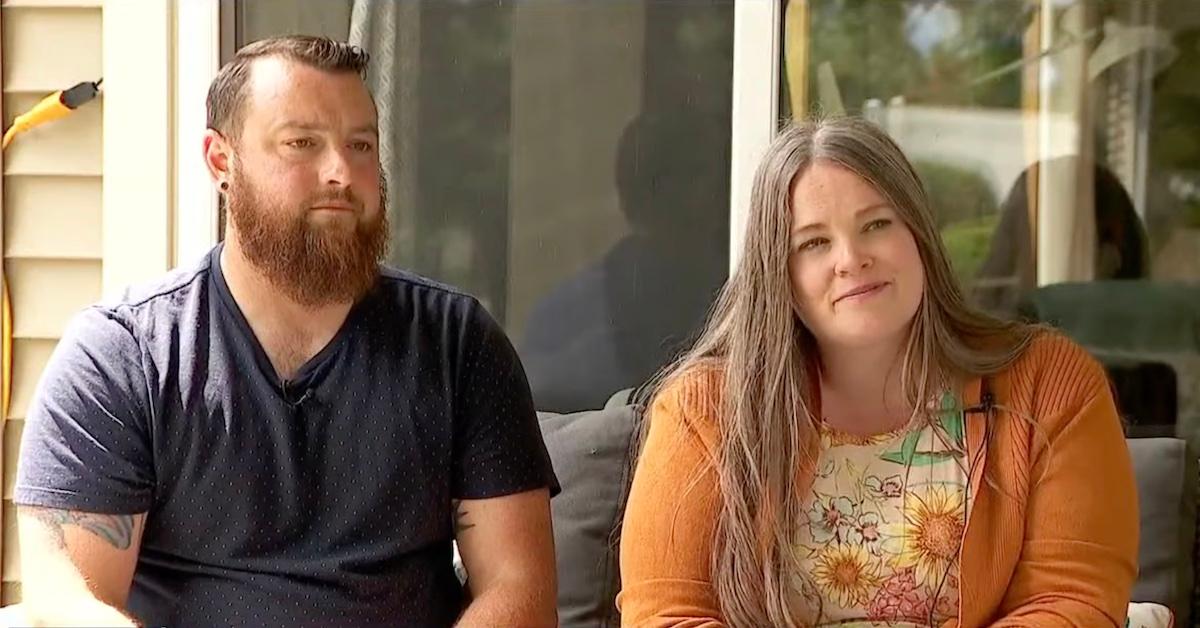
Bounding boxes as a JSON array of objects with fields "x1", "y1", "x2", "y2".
[
  {"x1": 291, "y1": 388, "x2": 314, "y2": 408},
  {"x1": 964, "y1": 376, "x2": 995, "y2": 415},
  {"x1": 284, "y1": 384, "x2": 315, "y2": 409}
]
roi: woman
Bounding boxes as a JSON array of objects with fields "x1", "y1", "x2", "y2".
[{"x1": 618, "y1": 117, "x2": 1137, "y2": 627}]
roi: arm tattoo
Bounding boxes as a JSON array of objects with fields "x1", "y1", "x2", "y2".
[
  {"x1": 452, "y1": 499, "x2": 476, "y2": 536},
  {"x1": 25, "y1": 506, "x2": 138, "y2": 550}
]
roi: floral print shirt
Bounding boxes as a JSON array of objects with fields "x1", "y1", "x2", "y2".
[{"x1": 795, "y1": 393, "x2": 968, "y2": 627}]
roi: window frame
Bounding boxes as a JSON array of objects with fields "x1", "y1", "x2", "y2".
[
  {"x1": 172, "y1": 0, "x2": 223, "y2": 268},
  {"x1": 103, "y1": 1, "x2": 176, "y2": 293},
  {"x1": 729, "y1": 0, "x2": 783, "y2": 272},
  {"x1": 178, "y1": 2, "x2": 777, "y2": 275}
]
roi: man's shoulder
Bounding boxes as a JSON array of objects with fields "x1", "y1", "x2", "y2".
[
  {"x1": 378, "y1": 265, "x2": 472, "y2": 299},
  {"x1": 33, "y1": 258, "x2": 214, "y2": 408},
  {"x1": 98, "y1": 253, "x2": 212, "y2": 315},
  {"x1": 375, "y1": 265, "x2": 486, "y2": 318},
  {"x1": 77, "y1": 254, "x2": 213, "y2": 346}
]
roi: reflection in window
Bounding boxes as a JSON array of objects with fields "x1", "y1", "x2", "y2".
[
  {"x1": 235, "y1": 0, "x2": 734, "y2": 413},
  {"x1": 781, "y1": 0, "x2": 1200, "y2": 442}
]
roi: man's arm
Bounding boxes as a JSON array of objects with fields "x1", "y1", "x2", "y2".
[
  {"x1": 453, "y1": 489, "x2": 556, "y2": 628},
  {"x1": 17, "y1": 506, "x2": 146, "y2": 627}
]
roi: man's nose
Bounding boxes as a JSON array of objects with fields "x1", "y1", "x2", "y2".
[{"x1": 321, "y1": 146, "x2": 353, "y2": 188}]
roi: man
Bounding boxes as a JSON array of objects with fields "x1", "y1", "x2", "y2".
[{"x1": 14, "y1": 35, "x2": 558, "y2": 627}]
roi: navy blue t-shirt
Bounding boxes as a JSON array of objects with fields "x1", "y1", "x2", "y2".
[{"x1": 15, "y1": 245, "x2": 558, "y2": 627}]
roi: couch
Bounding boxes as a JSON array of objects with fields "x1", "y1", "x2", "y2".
[
  {"x1": 1, "y1": 391, "x2": 1189, "y2": 627},
  {"x1": 539, "y1": 389, "x2": 1199, "y2": 627}
]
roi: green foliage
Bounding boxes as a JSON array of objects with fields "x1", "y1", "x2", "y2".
[
  {"x1": 941, "y1": 214, "x2": 1000, "y2": 284},
  {"x1": 914, "y1": 159, "x2": 998, "y2": 228},
  {"x1": 787, "y1": 0, "x2": 1027, "y2": 116}
]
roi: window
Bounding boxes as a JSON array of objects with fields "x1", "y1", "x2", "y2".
[
  {"x1": 232, "y1": 0, "x2": 735, "y2": 413},
  {"x1": 782, "y1": 0, "x2": 1200, "y2": 439}
]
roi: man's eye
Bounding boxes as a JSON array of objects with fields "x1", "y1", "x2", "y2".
[
  {"x1": 350, "y1": 141, "x2": 374, "y2": 152},
  {"x1": 286, "y1": 138, "x2": 315, "y2": 149}
]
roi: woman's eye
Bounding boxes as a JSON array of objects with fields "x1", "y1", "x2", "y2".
[
  {"x1": 797, "y1": 237, "x2": 829, "y2": 252},
  {"x1": 864, "y1": 218, "x2": 892, "y2": 232}
]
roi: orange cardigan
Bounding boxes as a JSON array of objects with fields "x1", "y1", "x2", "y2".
[{"x1": 618, "y1": 334, "x2": 1139, "y2": 627}]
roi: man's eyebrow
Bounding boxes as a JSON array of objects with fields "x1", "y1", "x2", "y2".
[
  {"x1": 274, "y1": 120, "x2": 320, "y2": 132},
  {"x1": 273, "y1": 121, "x2": 378, "y2": 136}
]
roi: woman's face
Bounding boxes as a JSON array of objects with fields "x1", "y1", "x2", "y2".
[{"x1": 788, "y1": 161, "x2": 925, "y2": 353}]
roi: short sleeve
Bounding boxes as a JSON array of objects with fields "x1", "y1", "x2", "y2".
[
  {"x1": 14, "y1": 307, "x2": 155, "y2": 514},
  {"x1": 452, "y1": 300, "x2": 559, "y2": 499}
]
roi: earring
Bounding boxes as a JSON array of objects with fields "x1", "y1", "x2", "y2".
[{"x1": 220, "y1": 181, "x2": 229, "y2": 191}]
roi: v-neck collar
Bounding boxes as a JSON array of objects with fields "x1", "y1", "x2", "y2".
[{"x1": 207, "y1": 244, "x2": 370, "y2": 396}]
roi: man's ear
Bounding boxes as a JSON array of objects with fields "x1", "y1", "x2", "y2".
[{"x1": 203, "y1": 129, "x2": 234, "y2": 187}]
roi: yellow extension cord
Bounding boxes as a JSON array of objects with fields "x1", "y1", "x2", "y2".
[
  {"x1": 0, "y1": 120, "x2": 22, "y2": 418},
  {"x1": 2, "y1": 80, "x2": 101, "y2": 418}
]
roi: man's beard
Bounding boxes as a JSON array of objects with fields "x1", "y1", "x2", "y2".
[{"x1": 226, "y1": 168, "x2": 390, "y2": 307}]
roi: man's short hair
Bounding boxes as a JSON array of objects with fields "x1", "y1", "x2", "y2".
[{"x1": 206, "y1": 35, "x2": 370, "y2": 139}]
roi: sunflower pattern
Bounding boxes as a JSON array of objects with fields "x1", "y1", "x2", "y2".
[{"x1": 796, "y1": 392, "x2": 968, "y2": 627}]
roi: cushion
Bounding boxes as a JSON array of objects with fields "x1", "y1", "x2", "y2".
[
  {"x1": 1126, "y1": 601, "x2": 1175, "y2": 628},
  {"x1": 537, "y1": 409, "x2": 1198, "y2": 628},
  {"x1": 0, "y1": 605, "x2": 30, "y2": 627},
  {"x1": 539, "y1": 389, "x2": 640, "y2": 628},
  {"x1": 1022, "y1": 281, "x2": 1200, "y2": 354},
  {"x1": 1128, "y1": 437, "x2": 1198, "y2": 626}
]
